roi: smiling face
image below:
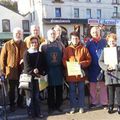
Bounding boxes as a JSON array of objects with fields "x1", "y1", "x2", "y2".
[
  {"x1": 90, "y1": 27, "x2": 100, "y2": 39},
  {"x1": 106, "y1": 33, "x2": 117, "y2": 47},
  {"x1": 30, "y1": 38, "x2": 39, "y2": 50},
  {"x1": 71, "y1": 35, "x2": 80, "y2": 46},
  {"x1": 47, "y1": 29, "x2": 56, "y2": 42},
  {"x1": 13, "y1": 28, "x2": 23, "y2": 42}
]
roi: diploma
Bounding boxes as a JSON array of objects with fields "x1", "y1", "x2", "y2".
[{"x1": 66, "y1": 61, "x2": 82, "y2": 76}]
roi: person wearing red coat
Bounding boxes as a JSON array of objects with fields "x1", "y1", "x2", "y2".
[{"x1": 62, "y1": 32, "x2": 91, "y2": 114}]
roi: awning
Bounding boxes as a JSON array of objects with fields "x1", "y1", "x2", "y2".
[
  {"x1": 0, "y1": 32, "x2": 13, "y2": 40},
  {"x1": 43, "y1": 18, "x2": 88, "y2": 24}
]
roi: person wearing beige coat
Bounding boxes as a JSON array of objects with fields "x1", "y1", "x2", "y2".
[{"x1": 0, "y1": 27, "x2": 27, "y2": 112}]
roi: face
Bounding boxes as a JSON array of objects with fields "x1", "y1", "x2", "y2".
[
  {"x1": 31, "y1": 26, "x2": 40, "y2": 37},
  {"x1": 107, "y1": 38, "x2": 117, "y2": 47},
  {"x1": 48, "y1": 30, "x2": 56, "y2": 42},
  {"x1": 90, "y1": 27, "x2": 100, "y2": 39},
  {"x1": 30, "y1": 38, "x2": 39, "y2": 49},
  {"x1": 71, "y1": 35, "x2": 79, "y2": 46},
  {"x1": 54, "y1": 27, "x2": 61, "y2": 38},
  {"x1": 13, "y1": 30, "x2": 23, "y2": 42}
]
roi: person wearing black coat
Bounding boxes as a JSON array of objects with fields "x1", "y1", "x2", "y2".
[{"x1": 23, "y1": 36, "x2": 46, "y2": 118}]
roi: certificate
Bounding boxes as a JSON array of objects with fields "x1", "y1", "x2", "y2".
[
  {"x1": 104, "y1": 47, "x2": 118, "y2": 69},
  {"x1": 66, "y1": 61, "x2": 82, "y2": 76}
]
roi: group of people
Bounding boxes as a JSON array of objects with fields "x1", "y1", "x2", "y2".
[{"x1": 0, "y1": 24, "x2": 120, "y2": 119}]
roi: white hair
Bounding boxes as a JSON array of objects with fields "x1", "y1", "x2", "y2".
[
  {"x1": 12, "y1": 27, "x2": 23, "y2": 34},
  {"x1": 30, "y1": 25, "x2": 39, "y2": 32}
]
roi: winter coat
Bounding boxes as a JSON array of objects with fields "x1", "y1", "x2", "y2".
[
  {"x1": 99, "y1": 49, "x2": 120, "y2": 85},
  {"x1": 62, "y1": 43, "x2": 91, "y2": 82},
  {"x1": 86, "y1": 38, "x2": 107, "y2": 82},
  {"x1": 0, "y1": 39, "x2": 27, "y2": 80}
]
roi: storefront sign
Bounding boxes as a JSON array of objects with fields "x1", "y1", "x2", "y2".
[
  {"x1": 50, "y1": 19, "x2": 70, "y2": 23},
  {"x1": 88, "y1": 19, "x2": 99, "y2": 25}
]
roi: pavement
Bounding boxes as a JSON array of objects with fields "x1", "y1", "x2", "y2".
[{"x1": 0, "y1": 99, "x2": 120, "y2": 120}]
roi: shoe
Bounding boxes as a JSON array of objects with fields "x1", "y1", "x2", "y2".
[
  {"x1": 90, "y1": 104, "x2": 97, "y2": 108},
  {"x1": 68, "y1": 108, "x2": 76, "y2": 114},
  {"x1": 79, "y1": 108, "x2": 84, "y2": 113},
  {"x1": 102, "y1": 105, "x2": 108, "y2": 110},
  {"x1": 108, "y1": 106, "x2": 113, "y2": 114},
  {"x1": 117, "y1": 106, "x2": 120, "y2": 114},
  {"x1": 56, "y1": 108, "x2": 63, "y2": 112}
]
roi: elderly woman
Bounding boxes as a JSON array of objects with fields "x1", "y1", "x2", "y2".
[
  {"x1": 23, "y1": 36, "x2": 46, "y2": 118},
  {"x1": 86, "y1": 26, "x2": 108, "y2": 108},
  {"x1": 99, "y1": 33, "x2": 120, "y2": 114},
  {"x1": 40, "y1": 29, "x2": 64, "y2": 113}
]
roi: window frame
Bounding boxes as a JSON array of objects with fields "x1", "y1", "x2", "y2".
[
  {"x1": 22, "y1": 20, "x2": 30, "y2": 32},
  {"x1": 55, "y1": 7, "x2": 61, "y2": 17},
  {"x1": 2, "y1": 19, "x2": 10, "y2": 32}
]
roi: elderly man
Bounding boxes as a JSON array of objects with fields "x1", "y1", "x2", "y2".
[
  {"x1": 0, "y1": 27, "x2": 27, "y2": 112},
  {"x1": 24, "y1": 25, "x2": 45, "y2": 48}
]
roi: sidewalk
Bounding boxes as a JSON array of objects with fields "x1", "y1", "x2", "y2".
[{"x1": 1, "y1": 99, "x2": 120, "y2": 120}]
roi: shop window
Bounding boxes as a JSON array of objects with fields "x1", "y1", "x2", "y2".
[{"x1": 2, "y1": 19, "x2": 10, "y2": 32}]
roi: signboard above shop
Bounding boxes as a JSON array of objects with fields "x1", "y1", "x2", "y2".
[{"x1": 88, "y1": 19, "x2": 119, "y2": 25}]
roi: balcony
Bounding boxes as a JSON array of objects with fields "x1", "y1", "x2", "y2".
[
  {"x1": 112, "y1": 12, "x2": 120, "y2": 18},
  {"x1": 52, "y1": 0, "x2": 64, "y2": 3}
]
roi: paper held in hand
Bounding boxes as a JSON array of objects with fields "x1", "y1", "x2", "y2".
[
  {"x1": 104, "y1": 47, "x2": 118, "y2": 69},
  {"x1": 66, "y1": 61, "x2": 82, "y2": 76}
]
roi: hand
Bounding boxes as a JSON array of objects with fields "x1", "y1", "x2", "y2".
[
  {"x1": 33, "y1": 68, "x2": 39, "y2": 74},
  {"x1": 20, "y1": 59, "x2": 23, "y2": 65},
  {"x1": 107, "y1": 65, "x2": 114, "y2": 71}
]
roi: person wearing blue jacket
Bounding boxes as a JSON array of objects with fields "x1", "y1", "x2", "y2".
[{"x1": 86, "y1": 26, "x2": 108, "y2": 108}]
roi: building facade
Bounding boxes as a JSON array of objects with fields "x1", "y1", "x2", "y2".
[
  {"x1": 0, "y1": 4, "x2": 30, "y2": 45},
  {"x1": 18, "y1": 0, "x2": 120, "y2": 39}
]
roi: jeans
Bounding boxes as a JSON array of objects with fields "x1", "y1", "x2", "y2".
[{"x1": 69, "y1": 81, "x2": 85, "y2": 108}]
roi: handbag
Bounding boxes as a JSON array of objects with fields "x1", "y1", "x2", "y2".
[
  {"x1": 35, "y1": 75, "x2": 48, "y2": 91},
  {"x1": 18, "y1": 73, "x2": 32, "y2": 90}
]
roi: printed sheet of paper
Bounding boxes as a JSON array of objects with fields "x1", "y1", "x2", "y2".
[
  {"x1": 104, "y1": 47, "x2": 118, "y2": 69},
  {"x1": 66, "y1": 61, "x2": 82, "y2": 76}
]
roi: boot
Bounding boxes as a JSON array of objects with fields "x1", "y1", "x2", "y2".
[
  {"x1": 108, "y1": 105, "x2": 113, "y2": 114},
  {"x1": 117, "y1": 106, "x2": 120, "y2": 114}
]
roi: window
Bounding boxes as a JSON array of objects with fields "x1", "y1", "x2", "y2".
[
  {"x1": 97, "y1": 0, "x2": 101, "y2": 2},
  {"x1": 97, "y1": 9, "x2": 101, "y2": 18},
  {"x1": 74, "y1": 8, "x2": 79, "y2": 18},
  {"x1": 22, "y1": 20, "x2": 29, "y2": 32},
  {"x1": 114, "y1": 6, "x2": 118, "y2": 12},
  {"x1": 86, "y1": 9, "x2": 91, "y2": 18},
  {"x1": 55, "y1": 8, "x2": 61, "y2": 17},
  {"x1": 2, "y1": 19, "x2": 10, "y2": 32},
  {"x1": 86, "y1": 0, "x2": 91, "y2": 2},
  {"x1": 112, "y1": 0, "x2": 120, "y2": 4}
]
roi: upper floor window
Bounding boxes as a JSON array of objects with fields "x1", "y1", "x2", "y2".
[
  {"x1": 97, "y1": 0, "x2": 101, "y2": 3},
  {"x1": 22, "y1": 20, "x2": 29, "y2": 32},
  {"x1": 86, "y1": 9, "x2": 91, "y2": 18},
  {"x1": 97, "y1": 9, "x2": 101, "y2": 18},
  {"x1": 52, "y1": 0, "x2": 64, "y2": 3},
  {"x1": 114, "y1": 6, "x2": 118, "y2": 12},
  {"x1": 55, "y1": 8, "x2": 61, "y2": 17},
  {"x1": 86, "y1": 0, "x2": 91, "y2": 2},
  {"x1": 74, "y1": 8, "x2": 79, "y2": 18},
  {"x1": 112, "y1": 0, "x2": 120, "y2": 4},
  {"x1": 2, "y1": 19, "x2": 10, "y2": 32}
]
